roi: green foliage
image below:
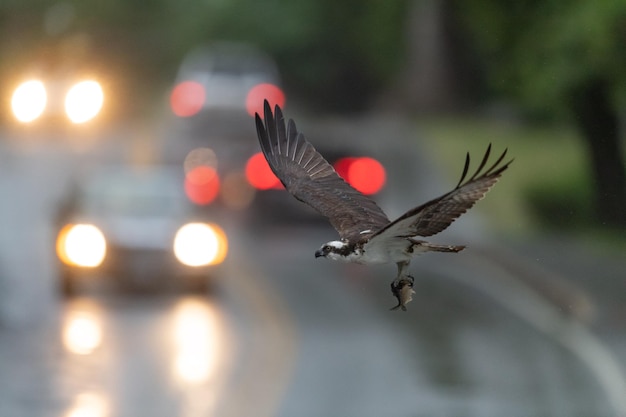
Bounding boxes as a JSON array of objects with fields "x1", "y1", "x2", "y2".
[
  {"x1": 419, "y1": 116, "x2": 591, "y2": 235},
  {"x1": 456, "y1": 0, "x2": 626, "y2": 115},
  {"x1": 523, "y1": 170, "x2": 593, "y2": 230}
]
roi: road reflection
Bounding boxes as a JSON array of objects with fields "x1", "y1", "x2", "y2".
[
  {"x1": 57, "y1": 295, "x2": 231, "y2": 417},
  {"x1": 62, "y1": 299, "x2": 104, "y2": 355},
  {"x1": 170, "y1": 297, "x2": 223, "y2": 385},
  {"x1": 64, "y1": 392, "x2": 108, "y2": 417}
]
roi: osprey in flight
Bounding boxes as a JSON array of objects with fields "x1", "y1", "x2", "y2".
[{"x1": 255, "y1": 101, "x2": 512, "y2": 311}]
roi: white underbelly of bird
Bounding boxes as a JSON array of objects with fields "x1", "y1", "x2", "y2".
[{"x1": 326, "y1": 238, "x2": 463, "y2": 265}]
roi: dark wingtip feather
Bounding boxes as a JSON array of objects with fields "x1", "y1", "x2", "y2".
[
  {"x1": 263, "y1": 100, "x2": 277, "y2": 149},
  {"x1": 469, "y1": 143, "x2": 492, "y2": 182},
  {"x1": 455, "y1": 144, "x2": 512, "y2": 189},
  {"x1": 484, "y1": 148, "x2": 508, "y2": 175},
  {"x1": 273, "y1": 103, "x2": 283, "y2": 121},
  {"x1": 274, "y1": 103, "x2": 283, "y2": 117},
  {"x1": 491, "y1": 155, "x2": 514, "y2": 178},
  {"x1": 255, "y1": 112, "x2": 266, "y2": 141},
  {"x1": 263, "y1": 99, "x2": 272, "y2": 117},
  {"x1": 485, "y1": 148, "x2": 514, "y2": 179},
  {"x1": 456, "y1": 152, "x2": 471, "y2": 189}
]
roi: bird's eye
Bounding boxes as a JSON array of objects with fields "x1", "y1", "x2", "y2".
[{"x1": 323, "y1": 245, "x2": 330, "y2": 252}]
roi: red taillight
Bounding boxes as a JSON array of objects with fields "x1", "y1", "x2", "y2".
[
  {"x1": 245, "y1": 152, "x2": 283, "y2": 190},
  {"x1": 170, "y1": 81, "x2": 205, "y2": 117},
  {"x1": 245, "y1": 83, "x2": 286, "y2": 117},
  {"x1": 185, "y1": 166, "x2": 220, "y2": 205},
  {"x1": 333, "y1": 157, "x2": 356, "y2": 180},
  {"x1": 333, "y1": 157, "x2": 386, "y2": 195}
]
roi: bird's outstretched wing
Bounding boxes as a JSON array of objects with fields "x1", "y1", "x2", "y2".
[
  {"x1": 255, "y1": 100, "x2": 389, "y2": 242},
  {"x1": 371, "y1": 144, "x2": 512, "y2": 241}
]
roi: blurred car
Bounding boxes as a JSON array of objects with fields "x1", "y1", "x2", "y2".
[
  {"x1": 2, "y1": 36, "x2": 119, "y2": 137},
  {"x1": 166, "y1": 42, "x2": 387, "y2": 223},
  {"x1": 10, "y1": 76, "x2": 104, "y2": 126},
  {"x1": 169, "y1": 41, "x2": 285, "y2": 124},
  {"x1": 54, "y1": 165, "x2": 228, "y2": 295},
  {"x1": 6, "y1": 56, "x2": 107, "y2": 130}
]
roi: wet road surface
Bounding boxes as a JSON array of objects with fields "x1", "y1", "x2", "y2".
[
  {"x1": 2, "y1": 223, "x2": 624, "y2": 417},
  {"x1": 1, "y1": 122, "x2": 625, "y2": 417}
]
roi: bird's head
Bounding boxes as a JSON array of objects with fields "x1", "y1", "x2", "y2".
[{"x1": 315, "y1": 240, "x2": 350, "y2": 261}]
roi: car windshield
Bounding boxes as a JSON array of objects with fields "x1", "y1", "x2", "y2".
[
  {"x1": 179, "y1": 43, "x2": 279, "y2": 81},
  {"x1": 81, "y1": 170, "x2": 187, "y2": 218}
]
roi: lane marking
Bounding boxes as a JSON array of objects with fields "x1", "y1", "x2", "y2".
[{"x1": 422, "y1": 246, "x2": 626, "y2": 416}]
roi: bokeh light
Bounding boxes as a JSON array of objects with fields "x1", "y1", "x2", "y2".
[
  {"x1": 334, "y1": 157, "x2": 386, "y2": 195},
  {"x1": 348, "y1": 157, "x2": 386, "y2": 195},
  {"x1": 245, "y1": 152, "x2": 282, "y2": 190},
  {"x1": 184, "y1": 147, "x2": 217, "y2": 175},
  {"x1": 65, "y1": 392, "x2": 108, "y2": 417},
  {"x1": 171, "y1": 81, "x2": 205, "y2": 117},
  {"x1": 57, "y1": 224, "x2": 107, "y2": 267},
  {"x1": 173, "y1": 223, "x2": 228, "y2": 267},
  {"x1": 184, "y1": 166, "x2": 220, "y2": 205},
  {"x1": 333, "y1": 157, "x2": 357, "y2": 181},
  {"x1": 245, "y1": 83, "x2": 286, "y2": 117},
  {"x1": 171, "y1": 299, "x2": 221, "y2": 385},
  {"x1": 63, "y1": 311, "x2": 103, "y2": 355},
  {"x1": 65, "y1": 80, "x2": 104, "y2": 124},
  {"x1": 11, "y1": 80, "x2": 47, "y2": 123}
]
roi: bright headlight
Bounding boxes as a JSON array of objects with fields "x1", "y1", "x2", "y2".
[
  {"x1": 65, "y1": 80, "x2": 104, "y2": 124},
  {"x1": 57, "y1": 224, "x2": 107, "y2": 267},
  {"x1": 173, "y1": 223, "x2": 228, "y2": 267},
  {"x1": 11, "y1": 80, "x2": 47, "y2": 123}
]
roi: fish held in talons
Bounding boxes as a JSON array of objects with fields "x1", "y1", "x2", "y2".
[{"x1": 390, "y1": 275, "x2": 415, "y2": 311}]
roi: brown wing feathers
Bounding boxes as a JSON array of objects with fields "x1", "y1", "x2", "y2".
[
  {"x1": 257, "y1": 104, "x2": 336, "y2": 187},
  {"x1": 255, "y1": 100, "x2": 510, "y2": 242},
  {"x1": 255, "y1": 101, "x2": 390, "y2": 241},
  {"x1": 374, "y1": 144, "x2": 512, "y2": 239}
]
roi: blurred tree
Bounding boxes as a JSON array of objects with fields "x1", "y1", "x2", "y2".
[
  {"x1": 456, "y1": 0, "x2": 626, "y2": 227},
  {"x1": 201, "y1": 0, "x2": 409, "y2": 112},
  {"x1": 384, "y1": 0, "x2": 483, "y2": 113}
]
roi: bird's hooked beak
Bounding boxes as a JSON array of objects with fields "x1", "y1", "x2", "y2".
[{"x1": 315, "y1": 249, "x2": 324, "y2": 258}]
